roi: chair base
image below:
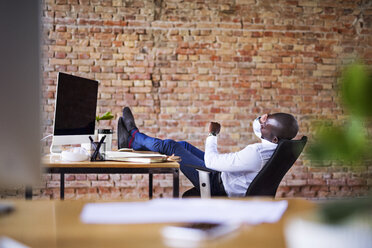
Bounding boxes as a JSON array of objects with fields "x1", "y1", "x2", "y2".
[{"x1": 182, "y1": 187, "x2": 200, "y2": 198}]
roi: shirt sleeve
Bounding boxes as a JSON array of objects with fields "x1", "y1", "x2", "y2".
[{"x1": 204, "y1": 136, "x2": 262, "y2": 172}]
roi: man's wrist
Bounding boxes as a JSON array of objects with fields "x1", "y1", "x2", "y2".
[{"x1": 208, "y1": 132, "x2": 217, "y2": 137}]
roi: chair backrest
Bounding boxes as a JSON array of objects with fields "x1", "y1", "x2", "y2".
[{"x1": 245, "y1": 136, "x2": 307, "y2": 197}]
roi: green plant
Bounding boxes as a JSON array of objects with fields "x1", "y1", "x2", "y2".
[
  {"x1": 308, "y1": 63, "x2": 372, "y2": 165},
  {"x1": 307, "y1": 62, "x2": 372, "y2": 224},
  {"x1": 96, "y1": 111, "x2": 114, "y2": 123},
  {"x1": 319, "y1": 196, "x2": 372, "y2": 224}
]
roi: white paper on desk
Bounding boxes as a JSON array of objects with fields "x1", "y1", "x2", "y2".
[
  {"x1": 105, "y1": 151, "x2": 166, "y2": 158},
  {"x1": 80, "y1": 199, "x2": 288, "y2": 225}
]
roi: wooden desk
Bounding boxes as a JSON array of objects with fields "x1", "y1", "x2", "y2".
[
  {"x1": 27, "y1": 155, "x2": 180, "y2": 199},
  {"x1": 0, "y1": 199, "x2": 315, "y2": 248}
]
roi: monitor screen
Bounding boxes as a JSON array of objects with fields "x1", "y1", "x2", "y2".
[{"x1": 54, "y1": 73, "x2": 98, "y2": 136}]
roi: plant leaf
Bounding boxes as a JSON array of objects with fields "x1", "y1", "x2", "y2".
[
  {"x1": 341, "y1": 63, "x2": 372, "y2": 117},
  {"x1": 96, "y1": 111, "x2": 114, "y2": 122}
]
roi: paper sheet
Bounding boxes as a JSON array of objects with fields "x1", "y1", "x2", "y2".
[
  {"x1": 80, "y1": 199, "x2": 288, "y2": 225},
  {"x1": 0, "y1": 237, "x2": 30, "y2": 248},
  {"x1": 105, "y1": 151, "x2": 166, "y2": 158}
]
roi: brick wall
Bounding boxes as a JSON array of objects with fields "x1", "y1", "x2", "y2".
[{"x1": 14, "y1": 0, "x2": 372, "y2": 199}]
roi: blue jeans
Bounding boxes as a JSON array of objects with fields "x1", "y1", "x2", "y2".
[{"x1": 131, "y1": 130, "x2": 226, "y2": 196}]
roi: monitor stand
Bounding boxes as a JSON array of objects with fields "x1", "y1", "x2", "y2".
[{"x1": 50, "y1": 143, "x2": 63, "y2": 154}]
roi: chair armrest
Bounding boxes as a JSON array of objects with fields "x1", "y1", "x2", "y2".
[{"x1": 183, "y1": 164, "x2": 217, "y2": 173}]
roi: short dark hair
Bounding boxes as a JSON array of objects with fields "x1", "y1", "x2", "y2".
[{"x1": 270, "y1": 113, "x2": 299, "y2": 140}]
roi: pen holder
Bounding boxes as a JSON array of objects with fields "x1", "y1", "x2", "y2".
[{"x1": 90, "y1": 141, "x2": 106, "y2": 161}]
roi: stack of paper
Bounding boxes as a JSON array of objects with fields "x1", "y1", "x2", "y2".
[{"x1": 105, "y1": 151, "x2": 167, "y2": 163}]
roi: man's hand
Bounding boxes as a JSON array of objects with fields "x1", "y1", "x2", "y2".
[{"x1": 209, "y1": 122, "x2": 221, "y2": 136}]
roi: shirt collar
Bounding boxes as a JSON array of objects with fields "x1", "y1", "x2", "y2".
[{"x1": 261, "y1": 138, "x2": 278, "y2": 146}]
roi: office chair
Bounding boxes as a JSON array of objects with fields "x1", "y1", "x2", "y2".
[{"x1": 182, "y1": 136, "x2": 307, "y2": 198}]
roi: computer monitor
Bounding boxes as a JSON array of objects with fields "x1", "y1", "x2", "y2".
[
  {"x1": 0, "y1": 0, "x2": 41, "y2": 187},
  {"x1": 51, "y1": 73, "x2": 98, "y2": 152}
]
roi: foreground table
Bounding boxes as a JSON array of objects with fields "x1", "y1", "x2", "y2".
[
  {"x1": 0, "y1": 199, "x2": 315, "y2": 248},
  {"x1": 26, "y1": 155, "x2": 180, "y2": 199}
]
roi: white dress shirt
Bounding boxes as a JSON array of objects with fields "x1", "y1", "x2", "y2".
[{"x1": 204, "y1": 136, "x2": 277, "y2": 197}]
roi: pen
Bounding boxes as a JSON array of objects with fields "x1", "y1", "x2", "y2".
[
  {"x1": 89, "y1": 136, "x2": 97, "y2": 151},
  {"x1": 96, "y1": 135, "x2": 106, "y2": 160},
  {"x1": 89, "y1": 136, "x2": 98, "y2": 161},
  {"x1": 93, "y1": 135, "x2": 106, "y2": 161}
]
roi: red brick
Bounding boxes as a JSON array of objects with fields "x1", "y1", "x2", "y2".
[
  {"x1": 76, "y1": 175, "x2": 87, "y2": 181},
  {"x1": 65, "y1": 175, "x2": 75, "y2": 181},
  {"x1": 65, "y1": 181, "x2": 90, "y2": 188},
  {"x1": 92, "y1": 181, "x2": 114, "y2": 187},
  {"x1": 54, "y1": 52, "x2": 66, "y2": 59},
  {"x1": 79, "y1": 53, "x2": 90, "y2": 59},
  {"x1": 347, "y1": 178, "x2": 367, "y2": 186},
  {"x1": 286, "y1": 179, "x2": 307, "y2": 186},
  {"x1": 327, "y1": 179, "x2": 346, "y2": 186},
  {"x1": 308, "y1": 179, "x2": 326, "y2": 185}
]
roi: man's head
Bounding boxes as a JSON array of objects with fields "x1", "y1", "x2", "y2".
[{"x1": 259, "y1": 113, "x2": 299, "y2": 143}]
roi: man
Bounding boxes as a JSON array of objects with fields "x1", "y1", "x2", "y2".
[{"x1": 118, "y1": 107, "x2": 299, "y2": 197}]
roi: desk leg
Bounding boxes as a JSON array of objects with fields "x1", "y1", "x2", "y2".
[
  {"x1": 173, "y1": 169, "x2": 179, "y2": 198},
  {"x1": 60, "y1": 173, "x2": 65, "y2": 200},
  {"x1": 149, "y1": 173, "x2": 153, "y2": 199},
  {"x1": 25, "y1": 186, "x2": 32, "y2": 200}
]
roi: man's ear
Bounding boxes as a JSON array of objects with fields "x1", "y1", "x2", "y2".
[{"x1": 272, "y1": 136, "x2": 279, "y2": 144}]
